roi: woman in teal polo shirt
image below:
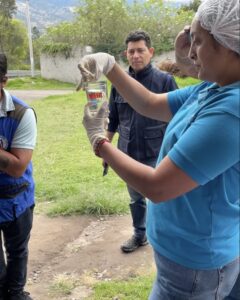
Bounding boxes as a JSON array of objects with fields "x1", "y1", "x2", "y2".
[{"x1": 78, "y1": 0, "x2": 240, "y2": 298}]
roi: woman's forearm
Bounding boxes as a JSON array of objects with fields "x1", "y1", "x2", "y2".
[{"x1": 99, "y1": 141, "x2": 197, "y2": 203}]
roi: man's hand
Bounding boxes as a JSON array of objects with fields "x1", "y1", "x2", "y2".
[
  {"x1": 76, "y1": 53, "x2": 115, "y2": 90},
  {"x1": 174, "y1": 26, "x2": 198, "y2": 79},
  {"x1": 82, "y1": 101, "x2": 109, "y2": 153}
]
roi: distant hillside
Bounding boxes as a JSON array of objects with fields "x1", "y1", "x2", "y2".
[
  {"x1": 15, "y1": 0, "x2": 79, "y2": 30},
  {"x1": 15, "y1": 0, "x2": 188, "y2": 31}
]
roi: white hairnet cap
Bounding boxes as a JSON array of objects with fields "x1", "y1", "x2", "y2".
[{"x1": 195, "y1": 0, "x2": 240, "y2": 55}]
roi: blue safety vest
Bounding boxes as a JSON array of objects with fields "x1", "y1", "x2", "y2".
[{"x1": 0, "y1": 96, "x2": 35, "y2": 222}]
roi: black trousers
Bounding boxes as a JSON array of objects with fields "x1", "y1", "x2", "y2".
[{"x1": 0, "y1": 206, "x2": 34, "y2": 295}]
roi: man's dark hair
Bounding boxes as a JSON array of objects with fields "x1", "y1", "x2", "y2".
[
  {"x1": 125, "y1": 30, "x2": 152, "y2": 48},
  {"x1": 0, "y1": 54, "x2": 7, "y2": 83}
]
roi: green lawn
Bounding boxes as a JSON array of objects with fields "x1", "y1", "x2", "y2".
[
  {"x1": 7, "y1": 74, "x2": 200, "y2": 90},
  {"x1": 7, "y1": 76, "x2": 75, "y2": 90},
  {"x1": 30, "y1": 90, "x2": 128, "y2": 216},
  {"x1": 86, "y1": 273, "x2": 155, "y2": 300},
  {"x1": 175, "y1": 76, "x2": 200, "y2": 88},
  {"x1": 18, "y1": 74, "x2": 200, "y2": 216},
  {"x1": 6, "y1": 76, "x2": 128, "y2": 216}
]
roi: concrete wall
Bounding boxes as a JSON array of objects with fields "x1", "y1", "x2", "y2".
[
  {"x1": 40, "y1": 46, "x2": 91, "y2": 86},
  {"x1": 40, "y1": 47, "x2": 176, "y2": 84}
]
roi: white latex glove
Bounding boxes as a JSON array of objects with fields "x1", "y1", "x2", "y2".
[
  {"x1": 82, "y1": 101, "x2": 109, "y2": 153},
  {"x1": 76, "y1": 53, "x2": 115, "y2": 90}
]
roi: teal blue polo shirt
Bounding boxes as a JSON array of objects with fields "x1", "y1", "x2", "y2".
[{"x1": 147, "y1": 81, "x2": 240, "y2": 269}]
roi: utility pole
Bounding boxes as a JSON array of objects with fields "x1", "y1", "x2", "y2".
[{"x1": 25, "y1": 0, "x2": 34, "y2": 77}]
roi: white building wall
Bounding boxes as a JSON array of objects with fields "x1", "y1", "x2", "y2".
[
  {"x1": 40, "y1": 46, "x2": 91, "y2": 85},
  {"x1": 40, "y1": 47, "x2": 175, "y2": 84}
]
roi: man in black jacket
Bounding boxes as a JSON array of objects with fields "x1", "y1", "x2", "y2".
[{"x1": 106, "y1": 30, "x2": 178, "y2": 253}]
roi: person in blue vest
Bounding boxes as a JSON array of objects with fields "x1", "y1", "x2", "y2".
[
  {"x1": 0, "y1": 54, "x2": 37, "y2": 300},
  {"x1": 78, "y1": 0, "x2": 240, "y2": 298},
  {"x1": 106, "y1": 30, "x2": 178, "y2": 253}
]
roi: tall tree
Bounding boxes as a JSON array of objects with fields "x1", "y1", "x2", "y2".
[
  {"x1": 75, "y1": 0, "x2": 130, "y2": 55},
  {"x1": 0, "y1": 1, "x2": 28, "y2": 68},
  {"x1": 0, "y1": 0, "x2": 17, "y2": 52},
  {"x1": 5, "y1": 19, "x2": 28, "y2": 68},
  {"x1": 129, "y1": 0, "x2": 193, "y2": 53},
  {"x1": 40, "y1": 0, "x2": 195, "y2": 58},
  {"x1": 0, "y1": 0, "x2": 17, "y2": 19}
]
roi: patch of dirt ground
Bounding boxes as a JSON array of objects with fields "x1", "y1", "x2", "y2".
[{"x1": 26, "y1": 214, "x2": 155, "y2": 300}]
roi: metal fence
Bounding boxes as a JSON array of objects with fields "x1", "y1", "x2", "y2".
[{"x1": 7, "y1": 70, "x2": 41, "y2": 78}]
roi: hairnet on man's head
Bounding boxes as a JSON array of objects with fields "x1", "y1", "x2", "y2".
[{"x1": 195, "y1": 0, "x2": 240, "y2": 55}]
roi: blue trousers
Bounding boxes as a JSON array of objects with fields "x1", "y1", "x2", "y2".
[
  {"x1": 127, "y1": 159, "x2": 156, "y2": 239},
  {"x1": 149, "y1": 250, "x2": 240, "y2": 300},
  {"x1": 0, "y1": 206, "x2": 34, "y2": 295}
]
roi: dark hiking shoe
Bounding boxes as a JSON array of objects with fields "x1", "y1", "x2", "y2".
[
  {"x1": 8, "y1": 291, "x2": 33, "y2": 300},
  {"x1": 121, "y1": 235, "x2": 148, "y2": 253}
]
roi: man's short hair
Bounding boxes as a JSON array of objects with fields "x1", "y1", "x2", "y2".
[
  {"x1": 125, "y1": 30, "x2": 152, "y2": 48},
  {"x1": 0, "y1": 54, "x2": 7, "y2": 83}
]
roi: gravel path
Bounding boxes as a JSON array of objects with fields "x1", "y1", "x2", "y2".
[{"x1": 8, "y1": 90, "x2": 74, "y2": 102}]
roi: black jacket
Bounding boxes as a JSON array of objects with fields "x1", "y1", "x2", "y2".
[{"x1": 107, "y1": 63, "x2": 178, "y2": 161}]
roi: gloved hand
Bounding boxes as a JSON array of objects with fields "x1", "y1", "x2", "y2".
[
  {"x1": 82, "y1": 101, "x2": 109, "y2": 154},
  {"x1": 76, "y1": 53, "x2": 115, "y2": 90}
]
